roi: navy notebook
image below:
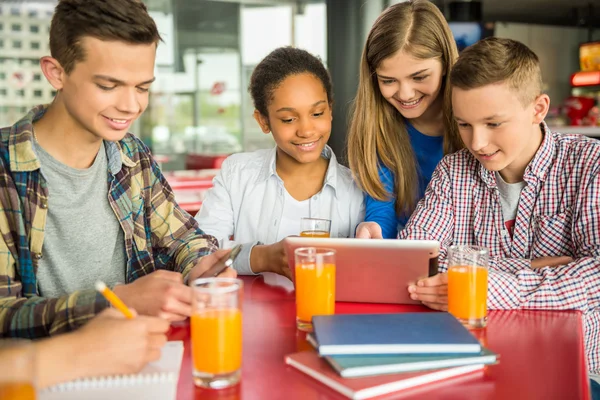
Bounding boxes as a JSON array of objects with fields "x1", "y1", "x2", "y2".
[{"x1": 312, "y1": 313, "x2": 482, "y2": 356}]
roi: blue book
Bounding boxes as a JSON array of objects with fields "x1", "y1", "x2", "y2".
[
  {"x1": 312, "y1": 313, "x2": 482, "y2": 356},
  {"x1": 306, "y1": 333, "x2": 496, "y2": 378},
  {"x1": 326, "y1": 350, "x2": 497, "y2": 378}
]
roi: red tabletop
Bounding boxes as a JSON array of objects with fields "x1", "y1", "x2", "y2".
[{"x1": 169, "y1": 273, "x2": 590, "y2": 400}]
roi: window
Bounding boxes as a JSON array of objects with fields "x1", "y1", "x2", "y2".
[
  {"x1": 30, "y1": 42, "x2": 40, "y2": 50},
  {"x1": 30, "y1": 25, "x2": 39, "y2": 34},
  {"x1": 33, "y1": 90, "x2": 42, "y2": 98},
  {"x1": 16, "y1": 90, "x2": 24, "y2": 97},
  {"x1": 13, "y1": 41, "x2": 21, "y2": 49},
  {"x1": 0, "y1": 89, "x2": 6, "y2": 96},
  {"x1": 0, "y1": 39, "x2": 3, "y2": 48},
  {"x1": 32, "y1": 59, "x2": 40, "y2": 66},
  {"x1": 0, "y1": 73, "x2": 5, "y2": 80},
  {"x1": 28, "y1": 9, "x2": 38, "y2": 18},
  {"x1": 11, "y1": 24, "x2": 21, "y2": 32},
  {"x1": 33, "y1": 74, "x2": 41, "y2": 81},
  {"x1": 10, "y1": 8, "x2": 20, "y2": 17},
  {"x1": 50, "y1": 90, "x2": 57, "y2": 97}
]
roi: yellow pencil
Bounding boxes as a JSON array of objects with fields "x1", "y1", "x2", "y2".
[{"x1": 95, "y1": 281, "x2": 135, "y2": 319}]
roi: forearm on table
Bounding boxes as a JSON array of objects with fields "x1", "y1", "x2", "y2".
[{"x1": 488, "y1": 257, "x2": 599, "y2": 311}]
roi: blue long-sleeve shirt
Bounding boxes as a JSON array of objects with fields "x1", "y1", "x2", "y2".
[{"x1": 364, "y1": 123, "x2": 444, "y2": 238}]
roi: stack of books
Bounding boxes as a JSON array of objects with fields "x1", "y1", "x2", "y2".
[{"x1": 285, "y1": 313, "x2": 497, "y2": 399}]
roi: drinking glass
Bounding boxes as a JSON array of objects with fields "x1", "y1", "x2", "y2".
[
  {"x1": 299, "y1": 218, "x2": 331, "y2": 238},
  {"x1": 294, "y1": 247, "x2": 336, "y2": 331},
  {"x1": 447, "y1": 245, "x2": 489, "y2": 329},
  {"x1": 191, "y1": 278, "x2": 243, "y2": 389},
  {"x1": 0, "y1": 340, "x2": 36, "y2": 400}
]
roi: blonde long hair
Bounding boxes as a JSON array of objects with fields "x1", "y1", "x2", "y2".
[{"x1": 347, "y1": 0, "x2": 462, "y2": 215}]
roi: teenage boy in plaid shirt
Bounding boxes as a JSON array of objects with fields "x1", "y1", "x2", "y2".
[
  {"x1": 401, "y1": 37, "x2": 600, "y2": 393},
  {"x1": 0, "y1": 0, "x2": 235, "y2": 339}
]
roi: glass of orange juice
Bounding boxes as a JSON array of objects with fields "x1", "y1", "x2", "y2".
[
  {"x1": 294, "y1": 247, "x2": 336, "y2": 331},
  {"x1": 300, "y1": 218, "x2": 331, "y2": 238},
  {"x1": 191, "y1": 278, "x2": 243, "y2": 389},
  {"x1": 0, "y1": 340, "x2": 36, "y2": 400},
  {"x1": 447, "y1": 245, "x2": 489, "y2": 329}
]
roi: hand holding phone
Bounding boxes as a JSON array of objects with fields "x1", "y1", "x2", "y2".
[{"x1": 202, "y1": 244, "x2": 243, "y2": 278}]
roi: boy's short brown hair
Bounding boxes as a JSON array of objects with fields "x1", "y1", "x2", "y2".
[
  {"x1": 50, "y1": 0, "x2": 162, "y2": 74},
  {"x1": 450, "y1": 37, "x2": 543, "y2": 106}
]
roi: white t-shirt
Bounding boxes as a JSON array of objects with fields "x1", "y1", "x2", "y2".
[
  {"x1": 495, "y1": 172, "x2": 526, "y2": 238},
  {"x1": 276, "y1": 190, "x2": 311, "y2": 241}
]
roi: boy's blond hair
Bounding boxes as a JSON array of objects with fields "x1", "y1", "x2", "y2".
[{"x1": 450, "y1": 37, "x2": 543, "y2": 107}]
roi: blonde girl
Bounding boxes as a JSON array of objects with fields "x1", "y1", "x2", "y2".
[{"x1": 349, "y1": 0, "x2": 462, "y2": 239}]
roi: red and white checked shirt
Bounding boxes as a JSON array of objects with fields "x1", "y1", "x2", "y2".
[{"x1": 400, "y1": 123, "x2": 600, "y2": 373}]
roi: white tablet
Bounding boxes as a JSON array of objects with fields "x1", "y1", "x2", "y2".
[{"x1": 283, "y1": 237, "x2": 440, "y2": 304}]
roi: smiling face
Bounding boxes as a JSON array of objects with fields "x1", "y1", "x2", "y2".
[
  {"x1": 452, "y1": 82, "x2": 549, "y2": 183},
  {"x1": 254, "y1": 73, "x2": 332, "y2": 165},
  {"x1": 50, "y1": 36, "x2": 156, "y2": 142},
  {"x1": 375, "y1": 50, "x2": 445, "y2": 122}
]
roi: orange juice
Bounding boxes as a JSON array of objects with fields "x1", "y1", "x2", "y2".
[
  {"x1": 191, "y1": 309, "x2": 242, "y2": 375},
  {"x1": 299, "y1": 230, "x2": 330, "y2": 238},
  {"x1": 448, "y1": 265, "x2": 488, "y2": 321},
  {"x1": 0, "y1": 382, "x2": 36, "y2": 400},
  {"x1": 295, "y1": 263, "x2": 335, "y2": 323}
]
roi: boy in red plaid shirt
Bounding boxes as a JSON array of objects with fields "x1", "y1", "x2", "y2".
[{"x1": 400, "y1": 38, "x2": 600, "y2": 386}]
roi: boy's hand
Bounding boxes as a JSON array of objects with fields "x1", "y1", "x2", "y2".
[
  {"x1": 113, "y1": 270, "x2": 193, "y2": 322},
  {"x1": 355, "y1": 222, "x2": 383, "y2": 239},
  {"x1": 408, "y1": 273, "x2": 448, "y2": 311},
  {"x1": 531, "y1": 256, "x2": 573, "y2": 269},
  {"x1": 186, "y1": 249, "x2": 238, "y2": 284}
]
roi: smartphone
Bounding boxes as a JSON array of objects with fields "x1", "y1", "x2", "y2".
[{"x1": 204, "y1": 244, "x2": 243, "y2": 277}]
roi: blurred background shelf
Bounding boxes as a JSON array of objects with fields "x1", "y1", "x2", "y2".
[{"x1": 549, "y1": 126, "x2": 600, "y2": 137}]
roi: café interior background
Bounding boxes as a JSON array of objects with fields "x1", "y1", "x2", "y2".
[{"x1": 0, "y1": 0, "x2": 598, "y2": 171}]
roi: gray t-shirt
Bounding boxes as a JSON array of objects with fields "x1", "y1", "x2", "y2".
[
  {"x1": 495, "y1": 172, "x2": 526, "y2": 238},
  {"x1": 34, "y1": 140, "x2": 126, "y2": 297}
]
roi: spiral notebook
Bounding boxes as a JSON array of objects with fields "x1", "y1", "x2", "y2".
[{"x1": 39, "y1": 340, "x2": 184, "y2": 400}]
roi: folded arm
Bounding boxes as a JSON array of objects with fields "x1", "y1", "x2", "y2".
[{"x1": 488, "y1": 169, "x2": 600, "y2": 311}]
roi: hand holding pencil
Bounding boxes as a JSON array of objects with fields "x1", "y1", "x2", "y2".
[
  {"x1": 106, "y1": 269, "x2": 201, "y2": 322},
  {"x1": 73, "y1": 308, "x2": 170, "y2": 378}
]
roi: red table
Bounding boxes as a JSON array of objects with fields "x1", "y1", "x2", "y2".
[{"x1": 169, "y1": 274, "x2": 590, "y2": 400}]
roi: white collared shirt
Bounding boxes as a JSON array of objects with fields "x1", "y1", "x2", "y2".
[{"x1": 195, "y1": 145, "x2": 365, "y2": 274}]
